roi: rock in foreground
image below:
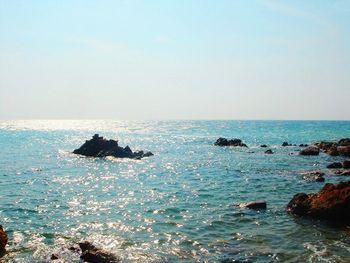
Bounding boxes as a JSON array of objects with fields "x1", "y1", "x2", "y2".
[
  {"x1": 214, "y1": 138, "x2": 247, "y2": 147},
  {"x1": 79, "y1": 241, "x2": 120, "y2": 263},
  {"x1": 0, "y1": 225, "x2": 7, "y2": 255},
  {"x1": 73, "y1": 134, "x2": 153, "y2": 159},
  {"x1": 287, "y1": 181, "x2": 350, "y2": 222}
]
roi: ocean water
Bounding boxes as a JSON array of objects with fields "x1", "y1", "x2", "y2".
[{"x1": 0, "y1": 120, "x2": 350, "y2": 263}]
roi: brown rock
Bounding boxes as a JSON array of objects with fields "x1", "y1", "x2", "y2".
[
  {"x1": 326, "y1": 146, "x2": 339, "y2": 156},
  {"x1": 287, "y1": 181, "x2": 350, "y2": 221},
  {"x1": 0, "y1": 225, "x2": 7, "y2": 254},
  {"x1": 338, "y1": 146, "x2": 350, "y2": 157},
  {"x1": 299, "y1": 146, "x2": 320, "y2": 156},
  {"x1": 51, "y1": 254, "x2": 59, "y2": 260}
]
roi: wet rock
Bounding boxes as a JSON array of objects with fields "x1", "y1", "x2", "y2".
[
  {"x1": 73, "y1": 134, "x2": 153, "y2": 159},
  {"x1": 264, "y1": 149, "x2": 273, "y2": 154},
  {"x1": 51, "y1": 254, "x2": 59, "y2": 260},
  {"x1": 239, "y1": 201, "x2": 267, "y2": 210},
  {"x1": 0, "y1": 225, "x2": 7, "y2": 255},
  {"x1": 214, "y1": 138, "x2": 248, "y2": 147},
  {"x1": 327, "y1": 162, "x2": 343, "y2": 169},
  {"x1": 79, "y1": 241, "x2": 120, "y2": 263},
  {"x1": 287, "y1": 181, "x2": 350, "y2": 221},
  {"x1": 299, "y1": 144, "x2": 308, "y2": 147},
  {"x1": 299, "y1": 146, "x2": 320, "y2": 156},
  {"x1": 343, "y1": 160, "x2": 350, "y2": 169},
  {"x1": 260, "y1": 144, "x2": 268, "y2": 148},
  {"x1": 337, "y1": 146, "x2": 350, "y2": 157},
  {"x1": 338, "y1": 171, "x2": 350, "y2": 176},
  {"x1": 327, "y1": 146, "x2": 339, "y2": 156}
]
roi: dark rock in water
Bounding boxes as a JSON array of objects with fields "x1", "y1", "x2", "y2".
[
  {"x1": 239, "y1": 201, "x2": 267, "y2": 210},
  {"x1": 327, "y1": 162, "x2": 343, "y2": 169},
  {"x1": 299, "y1": 146, "x2": 320, "y2": 156},
  {"x1": 264, "y1": 149, "x2": 273, "y2": 154},
  {"x1": 343, "y1": 160, "x2": 350, "y2": 169},
  {"x1": 0, "y1": 225, "x2": 7, "y2": 255},
  {"x1": 338, "y1": 138, "x2": 350, "y2": 146},
  {"x1": 51, "y1": 254, "x2": 59, "y2": 260},
  {"x1": 214, "y1": 137, "x2": 248, "y2": 147},
  {"x1": 299, "y1": 144, "x2": 308, "y2": 147},
  {"x1": 315, "y1": 176, "x2": 325, "y2": 182},
  {"x1": 73, "y1": 134, "x2": 153, "y2": 159},
  {"x1": 287, "y1": 181, "x2": 350, "y2": 221},
  {"x1": 338, "y1": 146, "x2": 350, "y2": 157},
  {"x1": 260, "y1": 144, "x2": 268, "y2": 148},
  {"x1": 79, "y1": 241, "x2": 120, "y2": 263},
  {"x1": 327, "y1": 146, "x2": 339, "y2": 156},
  {"x1": 282, "y1": 142, "x2": 291, "y2": 147}
]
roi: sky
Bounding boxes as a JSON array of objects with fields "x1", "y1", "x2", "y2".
[{"x1": 0, "y1": 0, "x2": 349, "y2": 120}]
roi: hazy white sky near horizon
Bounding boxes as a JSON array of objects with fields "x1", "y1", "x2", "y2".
[{"x1": 0, "y1": 0, "x2": 349, "y2": 120}]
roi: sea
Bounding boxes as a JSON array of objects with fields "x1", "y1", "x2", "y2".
[{"x1": 0, "y1": 120, "x2": 350, "y2": 262}]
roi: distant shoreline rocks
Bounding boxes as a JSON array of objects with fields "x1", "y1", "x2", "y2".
[
  {"x1": 214, "y1": 138, "x2": 247, "y2": 147},
  {"x1": 73, "y1": 134, "x2": 153, "y2": 159}
]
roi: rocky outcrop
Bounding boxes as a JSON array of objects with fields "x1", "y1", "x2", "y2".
[
  {"x1": 238, "y1": 201, "x2": 267, "y2": 210},
  {"x1": 214, "y1": 138, "x2": 247, "y2": 147},
  {"x1": 314, "y1": 138, "x2": 350, "y2": 157},
  {"x1": 73, "y1": 134, "x2": 153, "y2": 159},
  {"x1": 287, "y1": 181, "x2": 350, "y2": 221},
  {"x1": 327, "y1": 162, "x2": 343, "y2": 169},
  {"x1": 79, "y1": 241, "x2": 120, "y2": 263},
  {"x1": 0, "y1": 225, "x2": 7, "y2": 255},
  {"x1": 299, "y1": 146, "x2": 320, "y2": 156},
  {"x1": 264, "y1": 149, "x2": 273, "y2": 154}
]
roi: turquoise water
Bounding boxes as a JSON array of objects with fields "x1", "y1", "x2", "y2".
[{"x1": 0, "y1": 120, "x2": 350, "y2": 262}]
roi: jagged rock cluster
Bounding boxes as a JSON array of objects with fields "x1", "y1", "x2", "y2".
[{"x1": 73, "y1": 134, "x2": 153, "y2": 159}]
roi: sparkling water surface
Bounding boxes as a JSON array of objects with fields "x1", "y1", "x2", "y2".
[{"x1": 0, "y1": 120, "x2": 350, "y2": 262}]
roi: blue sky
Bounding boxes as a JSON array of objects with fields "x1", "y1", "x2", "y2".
[{"x1": 1, "y1": 0, "x2": 349, "y2": 119}]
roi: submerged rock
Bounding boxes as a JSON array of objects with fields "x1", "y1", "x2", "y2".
[
  {"x1": 214, "y1": 138, "x2": 248, "y2": 147},
  {"x1": 327, "y1": 162, "x2": 343, "y2": 169},
  {"x1": 239, "y1": 201, "x2": 267, "y2": 210},
  {"x1": 79, "y1": 241, "x2": 120, "y2": 263},
  {"x1": 299, "y1": 146, "x2": 320, "y2": 156},
  {"x1": 73, "y1": 134, "x2": 153, "y2": 159},
  {"x1": 287, "y1": 181, "x2": 350, "y2": 222},
  {"x1": 0, "y1": 225, "x2": 7, "y2": 255}
]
